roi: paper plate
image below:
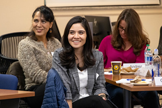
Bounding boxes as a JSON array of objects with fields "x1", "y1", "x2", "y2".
[
  {"x1": 133, "y1": 81, "x2": 150, "y2": 86},
  {"x1": 120, "y1": 72, "x2": 135, "y2": 75},
  {"x1": 133, "y1": 83, "x2": 149, "y2": 86}
]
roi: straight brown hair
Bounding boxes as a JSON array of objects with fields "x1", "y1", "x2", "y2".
[{"x1": 112, "y1": 8, "x2": 150, "y2": 56}]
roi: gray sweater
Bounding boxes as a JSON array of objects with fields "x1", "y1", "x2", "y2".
[{"x1": 18, "y1": 37, "x2": 61, "y2": 90}]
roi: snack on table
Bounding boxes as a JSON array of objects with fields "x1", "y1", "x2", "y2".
[
  {"x1": 132, "y1": 68, "x2": 139, "y2": 72},
  {"x1": 121, "y1": 67, "x2": 132, "y2": 72},
  {"x1": 121, "y1": 66, "x2": 139, "y2": 72},
  {"x1": 137, "y1": 81, "x2": 147, "y2": 84},
  {"x1": 130, "y1": 76, "x2": 142, "y2": 83}
]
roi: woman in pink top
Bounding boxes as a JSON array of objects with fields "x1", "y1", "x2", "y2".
[
  {"x1": 99, "y1": 8, "x2": 159, "y2": 108},
  {"x1": 99, "y1": 36, "x2": 146, "y2": 68}
]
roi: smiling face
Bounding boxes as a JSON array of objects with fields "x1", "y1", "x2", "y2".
[
  {"x1": 32, "y1": 11, "x2": 53, "y2": 39},
  {"x1": 119, "y1": 20, "x2": 128, "y2": 41},
  {"x1": 68, "y1": 23, "x2": 87, "y2": 51}
]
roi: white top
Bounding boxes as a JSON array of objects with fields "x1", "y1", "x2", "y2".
[{"x1": 77, "y1": 68, "x2": 89, "y2": 99}]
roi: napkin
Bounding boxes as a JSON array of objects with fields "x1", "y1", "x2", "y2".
[
  {"x1": 104, "y1": 71, "x2": 113, "y2": 75},
  {"x1": 134, "y1": 67, "x2": 151, "y2": 77},
  {"x1": 116, "y1": 78, "x2": 152, "y2": 84},
  {"x1": 116, "y1": 79, "x2": 131, "y2": 84}
]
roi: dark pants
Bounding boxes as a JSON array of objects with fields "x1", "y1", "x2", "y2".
[
  {"x1": 73, "y1": 95, "x2": 117, "y2": 108},
  {"x1": 106, "y1": 83, "x2": 159, "y2": 108},
  {"x1": 157, "y1": 91, "x2": 162, "y2": 95},
  {"x1": 25, "y1": 83, "x2": 46, "y2": 108}
]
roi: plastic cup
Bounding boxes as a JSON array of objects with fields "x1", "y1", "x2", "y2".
[{"x1": 111, "y1": 61, "x2": 122, "y2": 74}]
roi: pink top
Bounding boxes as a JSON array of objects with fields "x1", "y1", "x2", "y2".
[{"x1": 98, "y1": 36, "x2": 146, "y2": 68}]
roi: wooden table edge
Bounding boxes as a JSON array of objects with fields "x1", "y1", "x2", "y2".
[
  {"x1": 104, "y1": 74, "x2": 162, "y2": 92},
  {"x1": 0, "y1": 89, "x2": 35, "y2": 100},
  {"x1": 120, "y1": 84, "x2": 162, "y2": 91}
]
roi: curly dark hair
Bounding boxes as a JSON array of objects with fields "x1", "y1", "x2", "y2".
[
  {"x1": 59, "y1": 16, "x2": 95, "y2": 69},
  {"x1": 29, "y1": 5, "x2": 61, "y2": 41},
  {"x1": 112, "y1": 8, "x2": 150, "y2": 56}
]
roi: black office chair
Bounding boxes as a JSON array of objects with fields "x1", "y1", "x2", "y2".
[
  {"x1": 0, "y1": 32, "x2": 29, "y2": 74},
  {"x1": 157, "y1": 26, "x2": 162, "y2": 55}
]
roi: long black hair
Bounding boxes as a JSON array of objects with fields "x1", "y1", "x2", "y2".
[
  {"x1": 59, "y1": 16, "x2": 95, "y2": 69},
  {"x1": 29, "y1": 5, "x2": 61, "y2": 41}
]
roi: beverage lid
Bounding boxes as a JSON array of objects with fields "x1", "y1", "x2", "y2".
[
  {"x1": 111, "y1": 61, "x2": 122, "y2": 63},
  {"x1": 154, "y1": 49, "x2": 158, "y2": 55}
]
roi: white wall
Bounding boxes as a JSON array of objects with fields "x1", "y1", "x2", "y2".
[
  {"x1": 46, "y1": 0, "x2": 160, "y2": 7},
  {"x1": 52, "y1": 4, "x2": 162, "y2": 51},
  {"x1": 0, "y1": 0, "x2": 162, "y2": 51},
  {"x1": 0, "y1": 0, "x2": 44, "y2": 36}
]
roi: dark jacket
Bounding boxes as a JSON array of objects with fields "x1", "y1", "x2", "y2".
[
  {"x1": 6, "y1": 61, "x2": 25, "y2": 90},
  {"x1": 41, "y1": 68, "x2": 69, "y2": 108}
]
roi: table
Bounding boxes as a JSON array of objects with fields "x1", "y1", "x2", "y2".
[
  {"x1": 104, "y1": 74, "x2": 162, "y2": 108},
  {"x1": 0, "y1": 89, "x2": 35, "y2": 108}
]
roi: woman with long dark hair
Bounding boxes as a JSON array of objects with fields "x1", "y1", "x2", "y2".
[
  {"x1": 52, "y1": 16, "x2": 116, "y2": 108},
  {"x1": 18, "y1": 5, "x2": 61, "y2": 108}
]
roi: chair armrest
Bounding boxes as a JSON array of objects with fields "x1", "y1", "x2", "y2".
[{"x1": 0, "y1": 54, "x2": 18, "y2": 62}]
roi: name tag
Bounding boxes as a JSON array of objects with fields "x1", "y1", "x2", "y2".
[
  {"x1": 123, "y1": 63, "x2": 145, "y2": 69},
  {"x1": 154, "y1": 77, "x2": 162, "y2": 86}
]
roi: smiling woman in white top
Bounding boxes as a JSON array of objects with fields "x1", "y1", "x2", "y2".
[{"x1": 52, "y1": 16, "x2": 117, "y2": 108}]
